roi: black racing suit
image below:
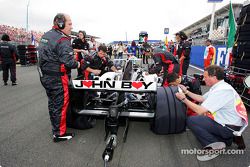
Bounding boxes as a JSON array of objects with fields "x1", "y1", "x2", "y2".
[
  {"x1": 80, "y1": 52, "x2": 114, "y2": 79},
  {"x1": 72, "y1": 38, "x2": 89, "y2": 77},
  {"x1": 149, "y1": 51, "x2": 179, "y2": 86},
  {"x1": 38, "y1": 28, "x2": 79, "y2": 136},
  {"x1": 176, "y1": 40, "x2": 191, "y2": 75},
  {"x1": 0, "y1": 41, "x2": 18, "y2": 83}
]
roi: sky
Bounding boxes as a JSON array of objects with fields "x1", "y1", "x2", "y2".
[{"x1": 0, "y1": 0, "x2": 247, "y2": 43}]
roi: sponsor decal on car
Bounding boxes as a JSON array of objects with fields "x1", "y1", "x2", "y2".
[{"x1": 72, "y1": 80, "x2": 157, "y2": 92}]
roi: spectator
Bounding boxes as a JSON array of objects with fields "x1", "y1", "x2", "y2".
[
  {"x1": 107, "y1": 45, "x2": 113, "y2": 59},
  {"x1": 113, "y1": 44, "x2": 118, "y2": 59},
  {"x1": 142, "y1": 42, "x2": 150, "y2": 64},
  {"x1": 116, "y1": 41, "x2": 125, "y2": 67},
  {"x1": 169, "y1": 40, "x2": 175, "y2": 54},
  {"x1": 131, "y1": 40, "x2": 137, "y2": 57},
  {"x1": 88, "y1": 37, "x2": 97, "y2": 55}
]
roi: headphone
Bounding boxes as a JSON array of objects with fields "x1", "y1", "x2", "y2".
[{"x1": 54, "y1": 13, "x2": 65, "y2": 29}]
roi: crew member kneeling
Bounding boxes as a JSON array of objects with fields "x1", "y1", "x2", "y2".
[
  {"x1": 146, "y1": 47, "x2": 180, "y2": 86},
  {"x1": 176, "y1": 65, "x2": 248, "y2": 161},
  {"x1": 80, "y1": 45, "x2": 117, "y2": 79}
]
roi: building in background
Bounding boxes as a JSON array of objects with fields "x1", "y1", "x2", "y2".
[{"x1": 179, "y1": 3, "x2": 242, "y2": 46}]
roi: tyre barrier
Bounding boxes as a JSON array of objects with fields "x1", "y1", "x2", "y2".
[
  {"x1": 237, "y1": 5, "x2": 250, "y2": 25},
  {"x1": 233, "y1": 4, "x2": 250, "y2": 61},
  {"x1": 233, "y1": 44, "x2": 250, "y2": 59},
  {"x1": 151, "y1": 86, "x2": 187, "y2": 134},
  {"x1": 235, "y1": 30, "x2": 250, "y2": 40},
  {"x1": 19, "y1": 55, "x2": 27, "y2": 65},
  {"x1": 238, "y1": 12, "x2": 250, "y2": 25},
  {"x1": 18, "y1": 49, "x2": 27, "y2": 55},
  {"x1": 17, "y1": 45, "x2": 28, "y2": 65},
  {"x1": 17, "y1": 45, "x2": 27, "y2": 50},
  {"x1": 17, "y1": 45, "x2": 37, "y2": 65},
  {"x1": 27, "y1": 45, "x2": 37, "y2": 64},
  {"x1": 233, "y1": 58, "x2": 250, "y2": 70},
  {"x1": 238, "y1": 24, "x2": 250, "y2": 32},
  {"x1": 237, "y1": 35, "x2": 250, "y2": 42}
]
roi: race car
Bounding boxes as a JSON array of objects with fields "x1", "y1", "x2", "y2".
[{"x1": 66, "y1": 57, "x2": 198, "y2": 164}]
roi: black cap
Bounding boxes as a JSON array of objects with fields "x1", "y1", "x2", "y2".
[{"x1": 1, "y1": 34, "x2": 11, "y2": 41}]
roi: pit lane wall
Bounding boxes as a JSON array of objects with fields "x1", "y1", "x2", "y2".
[{"x1": 190, "y1": 45, "x2": 229, "y2": 69}]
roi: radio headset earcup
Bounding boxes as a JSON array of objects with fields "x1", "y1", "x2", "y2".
[{"x1": 56, "y1": 13, "x2": 65, "y2": 29}]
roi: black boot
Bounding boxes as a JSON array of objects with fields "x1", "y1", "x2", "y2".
[
  {"x1": 53, "y1": 133, "x2": 75, "y2": 143},
  {"x1": 12, "y1": 82, "x2": 18, "y2": 86}
]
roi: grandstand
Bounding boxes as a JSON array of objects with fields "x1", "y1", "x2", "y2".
[
  {"x1": 0, "y1": 24, "x2": 43, "y2": 45},
  {"x1": 179, "y1": 3, "x2": 242, "y2": 46},
  {"x1": 0, "y1": 25, "x2": 99, "y2": 45}
]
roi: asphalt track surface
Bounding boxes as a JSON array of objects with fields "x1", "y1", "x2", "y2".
[{"x1": 0, "y1": 65, "x2": 249, "y2": 167}]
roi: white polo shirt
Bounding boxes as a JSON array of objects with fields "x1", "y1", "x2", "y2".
[{"x1": 201, "y1": 80, "x2": 243, "y2": 126}]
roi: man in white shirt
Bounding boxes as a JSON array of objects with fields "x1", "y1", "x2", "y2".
[{"x1": 176, "y1": 65, "x2": 248, "y2": 161}]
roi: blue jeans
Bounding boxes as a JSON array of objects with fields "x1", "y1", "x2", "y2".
[{"x1": 187, "y1": 116, "x2": 234, "y2": 147}]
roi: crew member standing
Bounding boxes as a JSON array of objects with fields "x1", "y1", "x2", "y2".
[
  {"x1": 72, "y1": 30, "x2": 89, "y2": 77},
  {"x1": 38, "y1": 13, "x2": 80, "y2": 142},
  {"x1": 175, "y1": 31, "x2": 191, "y2": 76},
  {"x1": 0, "y1": 34, "x2": 18, "y2": 86},
  {"x1": 204, "y1": 39, "x2": 215, "y2": 69}
]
